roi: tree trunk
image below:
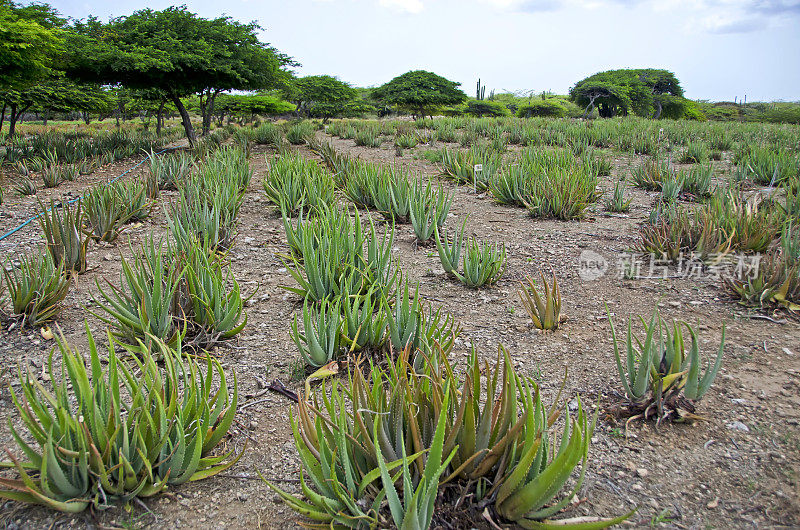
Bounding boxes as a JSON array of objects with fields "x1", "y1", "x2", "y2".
[
  {"x1": 0, "y1": 102, "x2": 6, "y2": 132},
  {"x1": 199, "y1": 89, "x2": 219, "y2": 136},
  {"x1": 206, "y1": 90, "x2": 218, "y2": 135},
  {"x1": 652, "y1": 99, "x2": 663, "y2": 120},
  {"x1": 8, "y1": 103, "x2": 30, "y2": 137},
  {"x1": 583, "y1": 94, "x2": 599, "y2": 119},
  {"x1": 156, "y1": 100, "x2": 165, "y2": 136},
  {"x1": 42, "y1": 109, "x2": 50, "y2": 126},
  {"x1": 170, "y1": 93, "x2": 197, "y2": 146}
]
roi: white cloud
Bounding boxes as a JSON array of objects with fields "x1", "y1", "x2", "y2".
[
  {"x1": 480, "y1": 0, "x2": 560, "y2": 10},
  {"x1": 379, "y1": 0, "x2": 425, "y2": 13}
]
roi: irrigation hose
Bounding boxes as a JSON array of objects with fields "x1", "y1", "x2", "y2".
[{"x1": 0, "y1": 146, "x2": 179, "y2": 243}]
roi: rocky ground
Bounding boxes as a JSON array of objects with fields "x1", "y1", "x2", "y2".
[{"x1": 0, "y1": 129, "x2": 798, "y2": 529}]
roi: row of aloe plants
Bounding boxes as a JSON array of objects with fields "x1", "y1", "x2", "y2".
[
  {"x1": 281, "y1": 202, "x2": 459, "y2": 368},
  {"x1": 0, "y1": 140, "x2": 248, "y2": 515},
  {"x1": 4, "y1": 128, "x2": 183, "y2": 195},
  {"x1": 308, "y1": 141, "x2": 456, "y2": 243},
  {"x1": 635, "y1": 182, "x2": 799, "y2": 314},
  {"x1": 0, "y1": 136, "x2": 242, "y2": 330}
]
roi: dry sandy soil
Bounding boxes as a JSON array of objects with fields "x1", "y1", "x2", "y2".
[{"x1": 0, "y1": 129, "x2": 798, "y2": 529}]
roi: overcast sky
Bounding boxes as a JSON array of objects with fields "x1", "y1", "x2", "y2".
[{"x1": 50, "y1": 0, "x2": 800, "y2": 101}]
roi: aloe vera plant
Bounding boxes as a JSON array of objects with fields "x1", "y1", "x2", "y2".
[
  {"x1": 92, "y1": 239, "x2": 183, "y2": 352},
  {"x1": 340, "y1": 286, "x2": 388, "y2": 353},
  {"x1": 409, "y1": 180, "x2": 452, "y2": 243},
  {"x1": 41, "y1": 164, "x2": 61, "y2": 188},
  {"x1": 146, "y1": 149, "x2": 193, "y2": 197},
  {"x1": 489, "y1": 164, "x2": 534, "y2": 206},
  {"x1": 13, "y1": 174, "x2": 36, "y2": 196},
  {"x1": 183, "y1": 246, "x2": 249, "y2": 345},
  {"x1": 375, "y1": 389, "x2": 456, "y2": 530},
  {"x1": 2, "y1": 252, "x2": 71, "y2": 327},
  {"x1": 291, "y1": 297, "x2": 343, "y2": 367},
  {"x1": 82, "y1": 184, "x2": 131, "y2": 242},
  {"x1": 114, "y1": 179, "x2": 152, "y2": 222},
  {"x1": 385, "y1": 280, "x2": 423, "y2": 352},
  {"x1": 268, "y1": 341, "x2": 631, "y2": 528},
  {"x1": 0, "y1": 325, "x2": 240, "y2": 513},
  {"x1": 37, "y1": 199, "x2": 89, "y2": 275},
  {"x1": 263, "y1": 153, "x2": 334, "y2": 214},
  {"x1": 434, "y1": 218, "x2": 467, "y2": 276},
  {"x1": 604, "y1": 180, "x2": 632, "y2": 213},
  {"x1": 456, "y1": 237, "x2": 507, "y2": 288},
  {"x1": 519, "y1": 271, "x2": 562, "y2": 330},
  {"x1": 607, "y1": 306, "x2": 725, "y2": 424},
  {"x1": 286, "y1": 121, "x2": 315, "y2": 145},
  {"x1": 724, "y1": 245, "x2": 800, "y2": 312},
  {"x1": 284, "y1": 206, "x2": 396, "y2": 303}
]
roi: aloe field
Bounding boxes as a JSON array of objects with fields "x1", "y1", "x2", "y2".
[{"x1": 0, "y1": 113, "x2": 798, "y2": 529}]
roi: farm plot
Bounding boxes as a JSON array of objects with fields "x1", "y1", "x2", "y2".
[{"x1": 0, "y1": 118, "x2": 798, "y2": 529}]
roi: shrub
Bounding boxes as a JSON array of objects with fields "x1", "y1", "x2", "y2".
[
  {"x1": 465, "y1": 100, "x2": 510, "y2": 117},
  {"x1": 516, "y1": 99, "x2": 566, "y2": 118}
]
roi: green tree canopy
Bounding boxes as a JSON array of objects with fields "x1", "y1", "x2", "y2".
[
  {"x1": 215, "y1": 93, "x2": 295, "y2": 124},
  {"x1": 372, "y1": 70, "x2": 466, "y2": 118},
  {"x1": 63, "y1": 7, "x2": 294, "y2": 144},
  {"x1": 569, "y1": 69, "x2": 685, "y2": 119},
  {"x1": 283, "y1": 75, "x2": 361, "y2": 121},
  {"x1": 0, "y1": 1, "x2": 63, "y2": 91}
]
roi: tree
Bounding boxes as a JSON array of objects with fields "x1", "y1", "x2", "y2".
[
  {"x1": 64, "y1": 7, "x2": 294, "y2": 145},
  {"x1": 284, "y1": 75, "x2": 359, "y2": 122},
  {"x1": 569, "y1": 69, "x2": 685, "y2": 119},
  {"x1": 215, "y1": 93, "x2": 294, "y2": 125},
  {"x1": 372, "y1": 70, "x2": 466, "y2": 119},
  {"x1": 0, "y1": 1, "x2": 62, "y2": 91},
  {"x1": 0, "y1": 1, "x2": 65, "y2": 134}
]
